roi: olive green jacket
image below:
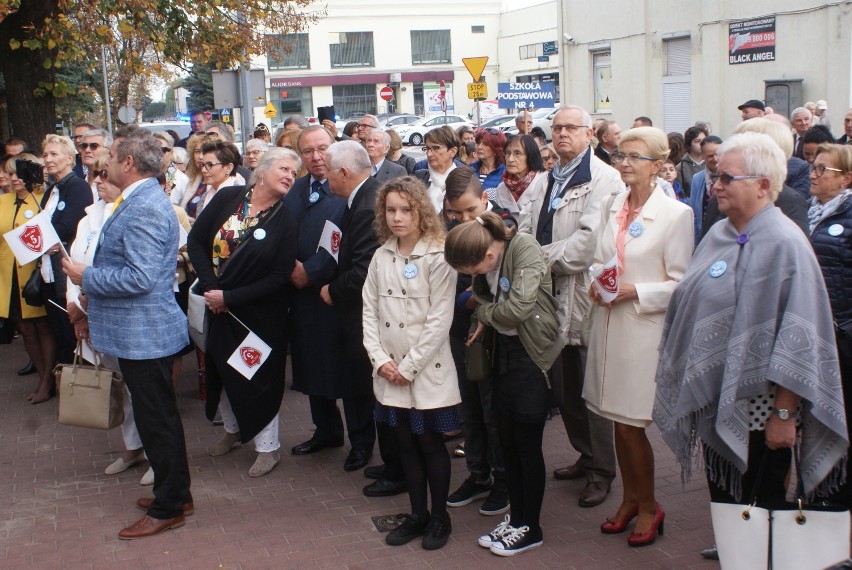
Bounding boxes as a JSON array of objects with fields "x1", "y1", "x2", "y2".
[{"x1": 471, "y1": 232, "x2": 562, "y2": 374}]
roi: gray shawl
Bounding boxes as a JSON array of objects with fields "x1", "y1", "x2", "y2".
[{"x1": 653, "y1": 204, "x2": 847, "y2": 500}]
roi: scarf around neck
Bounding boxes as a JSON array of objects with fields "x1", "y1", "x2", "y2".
[
  {"x1": 653, "y1": 205, "x2": 847, "y2": 500},
  {"x1": 551, "y1": 146, "x2": 588, "y2": 189},
  {"x1": 808, "y1": 189, "x2": 851, "y2": 233},
  {"x1": 502, "y1": 169, "x2": 537, "y2": 201}
]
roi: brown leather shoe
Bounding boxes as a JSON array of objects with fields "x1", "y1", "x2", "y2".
[
  {"x1": 578, "y1": 481, "x2": 611, "y2": 508},
  {"x1": 118, "y1": 514, "x2": 185, "y2": 540},
  {"x1": 136, "y1": 497, "x2": 194, "y2": 516},
  {"x1": 553, "y1": 461, "x2": 585, "y2": 480}
]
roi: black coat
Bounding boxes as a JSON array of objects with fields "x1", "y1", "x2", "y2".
[
  {"x1": 594, "y1": 144, "x2": 612, "y2": 165},
  {"x1": 187, "y1": 185, "x2": 297, "y2": 442},
  {"x1": 700, "y1": 184, "x2": 809, "y2": 242},
  {"x1": 327, "y1": 177, "x2": 380, "y2": 389},
  {"x1": 282, "y1": 175, "x2": 359, "y2": 398},
  {"x1": 810, "y1": 197, "x2": 852, "y2": 326}
]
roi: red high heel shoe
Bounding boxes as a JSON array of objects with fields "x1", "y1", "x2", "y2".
[
  {"x1": 627, "y1": 503, "x2": 665, "y2": 547},
  {"x1": 600, "y1": 507, "x2": 639, "y2": 534}
]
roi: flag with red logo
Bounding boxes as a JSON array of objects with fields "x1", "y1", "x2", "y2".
[
  {"x1": 226, "y1": 331, "x2": 272, "y2": 380},
  {"x1": 316, "y1": 220, "x2": 342, "y2": 263},
  {"x1": 2, "y1": 211, "x2": 61, "y2": 266},
  {"x1": 589, "y1": 253, "x2": 618, "y2": 303}
]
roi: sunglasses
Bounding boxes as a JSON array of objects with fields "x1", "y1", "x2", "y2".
[
  {"x1": 161, "y1": 147, "x2": 172, "y2": 153},
  {"x1": 94, "y1": 169, "x2": 108, "y2": 180},
  {"x1": 79, "y1": 142, "x2": 103, "y2": 151}
]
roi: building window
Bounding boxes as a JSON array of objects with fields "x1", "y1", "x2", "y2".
[
  {"x1": 411, "y1": 30, "x2": 451, "y2": 65},
  {"x1": 270, "y1": 86, "x2": 313, "y2": 123},
  {"x1": 330, "y1": 32, "x2": 374, "y2": 68},
  {"x1": 593, "y1": 51, "x2": 612, "y2": 113},
  {"x1": 332, "y1": 84, "x2": 377, "y2": 119},
  {"x1": 267, "y1": 33, "x2": 310, "y2": 70},
  {"x1": 519, "y1": 43, "x2": 544, "y2": 60},
  {"x1": 663, "y1": 37, "x2": 691, "y2": 133},
  {"x1": 471, "y1": 25, "x2": 485, "y2": 33},
  {"x1": 516, "y1": 73, "x2": 560, "y2": 106}
]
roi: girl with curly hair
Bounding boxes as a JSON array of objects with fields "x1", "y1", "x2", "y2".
[{"x1": 362, "y1": 176, "x2": 461, "y2": 550}]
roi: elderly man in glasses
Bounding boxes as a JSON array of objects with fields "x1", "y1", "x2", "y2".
[
  {"x1": 80, "y1": 129, "x2": 113, "y2": 201},
  {"x1": 354, "y1": 114, "x2": 380, "y2": 145}
]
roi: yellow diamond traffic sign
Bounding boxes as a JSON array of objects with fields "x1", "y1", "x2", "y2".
[
  {"x1": 264, "y1": 101, "x2": 277, "y2": 119},
  {"x1": 468, "y1": 82, "x2": 487, "y2": 100},
  {"x1": 462, "y1": 57, "x2": 489, "y2": 83}
]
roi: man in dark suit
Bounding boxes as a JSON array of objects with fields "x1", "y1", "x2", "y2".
[
  {"x1": 593, "y1": 120, "x2": 619, "y2": 165},
  {"x1": 791, "y1": 107, "x2": 812, "y2": 159},
  {"x1": 63, "y1": 125, "x2": 191, "y2": 539},
  {"x1": 176, "y1": 109, "x2": 209, "y2": 148},
  {"x1": 284, "y1": 126, "x2": 375, "y2": 473},
  {"x1": 365, "y1": 128, "x2": 407, "y2": 185},
  {"x1": 838, "y1": 108, "x2": 852, "y2": 144},
  {"x1": 320, "y1": 141, "x2": 406, "y2": 498}
]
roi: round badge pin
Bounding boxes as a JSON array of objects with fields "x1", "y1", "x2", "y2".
[
  {"x1": 737, "y1": 233, "x2": 749, "y2": 246},
  {"x1": 254, "y1": 228, "x2": 267, "y2": 240},
  {"x1": 191, "y1": 195, "x2": 202, "y2": 204},
  {"x1": 403, "y1": 263, "x2": 418, "y2": 279},
  {"x1": 23, "y1": 210, "x2": 34, "y2": 219},
  {"x1": 628, "y1": 221, "x2": 643, "y2": 237},
  {"x1": 708, "y1": 260, "x2": 727, "y2": 278},
  {"x1": 551, "y1": 197, "x2": 561, "y2": 210},
  {"x1": 309, "y1": 192, "x2": 320, "y2": 203},
  {"x1": 828, "y1": 223, "x2": 844, "y2": 237},
  {"x1": 499, "y1": 276, "x2": 511, "y2": 292},
  {"x1": 57, "y1": 201, "x2": 66, "y2": 211}
]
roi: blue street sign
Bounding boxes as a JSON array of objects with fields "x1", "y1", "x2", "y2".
[{"x1": 496, "y1": 81, "x2": 556, "y2": 109}]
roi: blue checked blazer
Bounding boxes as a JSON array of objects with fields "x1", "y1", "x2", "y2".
[{"x1": 83, "y1": 177, "x2": 189, "y2": 359}]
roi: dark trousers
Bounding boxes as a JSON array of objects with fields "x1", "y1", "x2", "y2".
[
  {"x1": 705, "y1": 430, "x2": 791, "y2": 506},
  {"x1": 559, "y1": 345, "x2": 616, "y2": 484},
  {"x1": 119, "y1": 356, "x2": 192, "y2": 519},
  {"x1": 309, "y1": 394, "x2": 376, "y2": 451},
  {"x1": 43, "y1": 282, "x2": 75, "y2": 365},
  {"x1": 826, "y1": 329, "x2": 852, "y2": 508},
  {"x1": 450, "y1": 335, "x2": 505, "y2": 491}
]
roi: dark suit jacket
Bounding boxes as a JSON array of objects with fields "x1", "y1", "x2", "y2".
[
  {"x1": 699, "y1": 184, "x2": 809, "y2": 242},
  {"x1": 786, "y1": 157, "x2": 811, "y2": 200},
  {"x1": 373, "y1": 160, "x2": 407, "y2": 186},
  {"x1": 327, "y1": 176, "x2": 380, "y2": 366},
  {"x1": 594, "y1": 144, "x2": 612, "y2": 165}
]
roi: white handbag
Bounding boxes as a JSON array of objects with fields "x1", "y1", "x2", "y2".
[{"x1": 187, "y1": 278, "x2": 209, "y2": 351}]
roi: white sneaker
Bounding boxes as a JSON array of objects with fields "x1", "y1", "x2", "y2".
[
  {"x1": 490, "y1": 526, "x2": 543, "y2": 556},
  {"x1": 478, "y1": 514, "x2": 513, "y2": 548},
  {"x1": 139, "y1": 466, "x2": 154, "y2": 486}
]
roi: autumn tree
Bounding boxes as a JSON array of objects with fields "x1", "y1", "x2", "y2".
[{"x1": 0, "y1": 0, "x2": 319, "y2": 147}]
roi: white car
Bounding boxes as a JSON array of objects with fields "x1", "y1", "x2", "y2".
[
  {"x1": 396, "y1": 114, "x2": 475, "y2": 146},
  {"x1": 477, "y1": 115, "x2": 516, "y2": 133},
  {"x1": 504, "y1": 107, "x2": 559, "y2": 141}
]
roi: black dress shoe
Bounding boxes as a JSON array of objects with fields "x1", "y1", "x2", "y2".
[
  {"x1": 364, "y1": 464, "x2": 385, "y2": 480},
  {"x1": 18, "y1": 360, "x2": 36, "y2": 376},
  {"x1": 554, "y1": 461, "x2": 585, "y2": 480},
  {"x1": 363, "y1": 478, "x2": 408, "y2": 497},
  {"x1": 344, "y1": 448, "x2": 372, "y2": 472},
  {"x1": 291, "y1": 437, "x2": 344, "y2": 455}
]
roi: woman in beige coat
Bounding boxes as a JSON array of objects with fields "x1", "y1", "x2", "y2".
[
  {"x1": 362, "y1": 176, "x2": 460, "y2": 551},
  {"x1": 583, "y1": 127, "x2": 693, "y2": 546}
]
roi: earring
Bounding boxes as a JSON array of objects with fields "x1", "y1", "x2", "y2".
[{"x1": 258, "y1": 177, "x2": 265, "y2": 187}]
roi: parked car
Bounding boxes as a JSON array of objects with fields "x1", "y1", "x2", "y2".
[
  {"x1": 381, "y1": 114, "x2": 422, "y2": 129},
  {"x1": 395, "y1": 114, "x2": 475, "y2": 146},
  {"x1": 504, "y1": 107, "x2": 559, "y2": 141},
  {"x1": 478, "y1": 115, "x2": 516, "y2": 132},
  {"x1": 138, "y1": 121, "x2": 192, "y2": 140}
]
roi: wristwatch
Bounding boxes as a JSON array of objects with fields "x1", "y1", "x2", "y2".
[{"x1": 773, "y1": 408, "x2": 793, "y2": 420}]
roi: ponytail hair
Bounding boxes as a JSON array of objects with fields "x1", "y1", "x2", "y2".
[{"x1": 444, "y1": 211, "x2": 516, "y2": 269}]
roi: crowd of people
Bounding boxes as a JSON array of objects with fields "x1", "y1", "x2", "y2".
[{"x1": 0, "y1": 100, "x2": 849, "y2": 558}]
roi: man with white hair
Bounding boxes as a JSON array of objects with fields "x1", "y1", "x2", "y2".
[
  {"x1": 364, "y1": 128, "x2": 406, "y2": 184},
  {"x1": 353, "y1": 114, "x2": 380, "y2": 145},
  {"x1": 790, "y1": 107, "x2": 812, "y2": 159}
]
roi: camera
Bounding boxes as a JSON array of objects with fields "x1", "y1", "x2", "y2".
[{"x1": 15, "y1": 159, "x2": 44, "y2": 189}]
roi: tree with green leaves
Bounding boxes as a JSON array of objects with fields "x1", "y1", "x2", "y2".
[{"x1": 0, "y1": 0, "x2": 319, "y2": 147}]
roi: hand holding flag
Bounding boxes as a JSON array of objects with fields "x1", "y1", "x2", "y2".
[
  {"x1": 316, "y1": 220, "x2": 342, "y2": 263},
  {"x1": 2, "y1": 211, "x2": 61, "y2": 266},
  {"x1": 589, "y1": 254, "x2": 619, "y2": 304}
]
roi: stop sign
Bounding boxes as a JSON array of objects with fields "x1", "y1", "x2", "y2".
[{"x1": 380, "y1": 86, "x2": 394, "y2": 102}]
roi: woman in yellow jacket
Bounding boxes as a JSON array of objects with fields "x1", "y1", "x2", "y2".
[{"x1": 0, "y1": 154, "x2": 55, "y2": 403}]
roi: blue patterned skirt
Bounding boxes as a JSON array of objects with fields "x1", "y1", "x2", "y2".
[{"x1": 374, "y1": 403, "x2": 460, "y2": 435}]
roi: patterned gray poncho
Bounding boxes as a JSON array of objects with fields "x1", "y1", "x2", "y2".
[{"x1": 654, "y1": 204, "x2": 847, "y2": 500}]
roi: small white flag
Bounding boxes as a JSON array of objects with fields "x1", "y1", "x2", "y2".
[
  {"x1": 590, "y1": 253, "x2": 619, "y2": 303},
  {"x1": 316, "y1": 220, "x2": 342, "y2": 263},
  {"x1": 226, "y1": 331, "x2": 272, "y2": 380},
  {"x1": 2, "y1": 211, "x2": 61, "y2": 266},
  {"x1": 78, "y1": 338, "x2": 119, "y2": 370}
]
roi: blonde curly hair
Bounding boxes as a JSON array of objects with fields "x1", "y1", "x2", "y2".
[{"x1": 374, "y1": 176, "x2": 446, "y2": 245}]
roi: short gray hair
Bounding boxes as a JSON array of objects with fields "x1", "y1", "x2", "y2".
[
  {"x1": 556, "y1": 104, "x2": 592, "y2": 128},
  {"x1": 790, "y1": 107, "x2": 810, "y2": 120},
  {"x1": 717, "y1": 132, "x2": 787, "y2": 202},
  {"x1": 113, "y1": 125, "x2": 163, "y2": 177},
  {"x1": 367, "y1": 128, "x2": 390, "y2": 146},
  {"x1": 283, "y1": 115, "x2": 309, "y2": 129},
  {"x1": 361, "y1": 114, "x2": 379, "y2": 128},
  {"x1": 207, "y1": 121, "x2": 235, "y2": 142},
  {"x1": 249, "y1": 147, "x2": 301, "y2": 186},
  {"x1": 152, "y1": 131, "x2": 173, "y2": 149},
  {"x1": 325, "y1": 140, "x2": 371, "y2": 173},
  {"x1": 82, "y1": 128, "x2": 113, "y2": 148},
  {"x1": 245, "y1": 138, "x2": 270, "y2": 153}
]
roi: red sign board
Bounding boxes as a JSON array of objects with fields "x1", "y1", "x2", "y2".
[{"x1": 379, "y1": 86, "x2": 393, "y2": 102}]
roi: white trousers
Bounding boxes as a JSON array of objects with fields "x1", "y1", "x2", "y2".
[{"x1": 219, "y1": 391, "x2": 280, "y2": 452}]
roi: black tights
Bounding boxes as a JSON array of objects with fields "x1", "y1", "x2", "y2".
[
  {"x1": 497, "y1": 414, "x2": 546, "y2": 534},
  {"x1": 396, "y1": 424, "x2": 451, "y2": 518}
]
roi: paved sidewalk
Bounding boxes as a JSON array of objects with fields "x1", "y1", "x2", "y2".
[{"x1": 0, "y1": 339, "x2": 718, "y2": 569}]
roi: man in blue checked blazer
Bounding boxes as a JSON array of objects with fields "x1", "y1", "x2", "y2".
[{"x1": 63, "y1": 125, "x2": 192, "y2": 540}]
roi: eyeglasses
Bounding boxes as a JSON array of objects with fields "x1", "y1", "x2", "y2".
[
  {"x1": 204, "y1": 131, "x2": 222, "y2": 137},
  {"x1": 551, "y1": 123, "x2": 589, "y2": 135},
  {"x1": 422, "y1": 145, "x2": 446, "y2": 153},
  {"x1": 79, "y1": 142, "x2": 103, "y2": 151},
  {"x1": 611, "y1": 152, "x2": 657, "y2": 165},
  {"x1": 356, "y1": 122, "x2": 377, "y2": 129},
  {"x1": 94, "y1": 169, "x2": 108, "y2": 180},
  {"x1": 809, "y1": 164, "x2": 844, "y2": 177},
  {"x1": 716, "y1": 173, "x2": 763, "y2": 186},
  {"x1": 246, "y1": 150, "x2": 263, "y2": 157},
  {"x1": 300, "y1": 145, "x2": 329, "y2": 157},
  {"x1": 504, "y1": 150, "x2": 526, "y2": 158},
  {"x1": 160, "y1": 147, "x2": 172, "y2": 153},
  {"x1": 72, "y1": 135, "x2": 83, "y2": 141},
  {"x1": 200, "y1": 161, "x2": 222, "y2": 170}
]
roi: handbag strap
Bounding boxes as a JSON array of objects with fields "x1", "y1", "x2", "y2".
[{"x1": 747, "y1": 445, "x2": 772, "y2": 507}]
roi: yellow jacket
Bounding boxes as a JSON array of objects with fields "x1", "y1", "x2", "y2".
[{"x1": 0, "y1": 191, "x2": 47, "y2": 319}]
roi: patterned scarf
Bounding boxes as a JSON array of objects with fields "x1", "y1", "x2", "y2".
[
  {"x1": 549, "y1": 146, "x2": 588, "y2": 207},
  {"x1": 501, "y1": 169, "x2": 537, "y2": 202},
  {"x1": 808, "y1": 189, "x2": 851, "y2": 234}
]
